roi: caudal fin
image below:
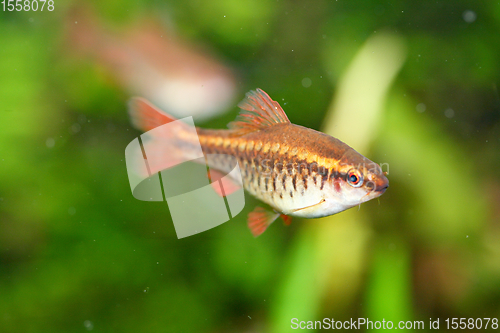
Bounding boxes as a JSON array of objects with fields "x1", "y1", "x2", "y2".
[
  {"x1": 128, "y1": 97, "x2": 178, "y2": 132},
  {"x1": 127, "y1": 97, "x2": 201, "y2": 177}
]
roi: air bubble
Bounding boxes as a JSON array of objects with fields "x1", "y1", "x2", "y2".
[
  {"x1": 463, "y1": 10, "x2": 476, "y2": 23},
  {"x1": 416, "y1": 103, "x2": 426, "y2": 113},
  {"x1": 46, "y1": 138, "x2": 55, "y2": 148},
  {"x1": 83, "y1": 320, "x2": 93, "y2": 331},
  {"x1": 444, "y1": 108, "x2": 455, "y2": 118},
  {"x1": 70, "y1": 123, "x2": 81, "y2": 134}
]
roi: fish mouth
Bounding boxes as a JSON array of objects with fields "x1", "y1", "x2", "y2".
[{"x1": 373, "y1": 176, "x2": 389, "y2": 193}]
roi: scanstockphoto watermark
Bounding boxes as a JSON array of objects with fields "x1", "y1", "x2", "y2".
[
  {"x1": 291, "y1": 318, "x2": 425, "y2": 330},
  {"x1": 291, "y1": 317, "x2": 499, "y2": 330}
]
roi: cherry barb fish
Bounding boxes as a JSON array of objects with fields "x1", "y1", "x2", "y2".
[{"x1": 129, "y1": 89, "x2": 389, "y2": 236}]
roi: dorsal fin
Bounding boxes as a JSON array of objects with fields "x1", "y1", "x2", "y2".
[{"x1": 228, "y1": 88, "x2": 290, "y2": 135}]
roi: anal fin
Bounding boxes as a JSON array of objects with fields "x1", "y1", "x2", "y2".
[{"x1": 248, "y1": 206, "x2": 280, "y2": 237}]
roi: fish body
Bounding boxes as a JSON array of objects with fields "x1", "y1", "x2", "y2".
[{"x1": 129, "y1": 89, "x2": 388, "y2": 235}]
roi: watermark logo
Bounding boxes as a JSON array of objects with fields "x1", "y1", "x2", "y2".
[{"x1": 125, "y1": 117, "x2": 245, "y2": 238}]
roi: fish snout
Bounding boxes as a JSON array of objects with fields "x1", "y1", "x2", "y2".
[{"x1": 374, "y1": 175, "x2": 389, "y2": 193}]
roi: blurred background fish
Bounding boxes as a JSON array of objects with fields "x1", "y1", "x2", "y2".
[{"x1": 66, "y1": 8, "x2": 237, "y2": 120}]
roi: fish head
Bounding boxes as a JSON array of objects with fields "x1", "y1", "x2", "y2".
[{"x1": 328, "y1": 151, "x2": 389, "y2": 209}]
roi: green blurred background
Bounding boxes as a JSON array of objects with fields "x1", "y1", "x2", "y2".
[{"x1": 1, "y1": 1, "x2": 500, "y2": 332}]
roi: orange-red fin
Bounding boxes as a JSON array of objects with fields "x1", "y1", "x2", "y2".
[
  {"x1": 229, "y1": 88, "x2": 290, "y2": 135},
  {"x1": 128, "y1": 97, "x2": 177, "y2": 132},
  {"x1": 248, "y1": 206, "x2": 280, "y2": 237},
  {"x1": 281, "y1": 214, "x2": 292, "y2": 226},
  {"x1": 209, "y1": 169, "x2": 242, "y2": 197},
  {"x1": 136, "y1": 137, "x2": 184, "y2": 176}
]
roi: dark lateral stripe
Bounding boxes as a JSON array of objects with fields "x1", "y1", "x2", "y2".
[
  {"x1": 298, "y1": 162, "x2": 305, "y2": 174},
  {"x1": 292, "y1": 174, "x2": 297, "y2": 191},
  {"x1": 318, "y1": 165, "x2": 327, "y2": 176},
  {"x1": 310, "y1": 163, "x2": 318, "y2": 174},
  {"x1": 321, "y1": 171, "x2": 329, "y2": 190}
]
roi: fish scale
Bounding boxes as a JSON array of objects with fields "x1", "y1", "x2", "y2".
[{"x1": 198, "y1": 128, "x2": 335, "y2": 215}]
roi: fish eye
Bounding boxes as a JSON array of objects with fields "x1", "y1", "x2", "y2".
[{"x1": 347, "y1": 169, "x2": 363, "y2": 188}]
